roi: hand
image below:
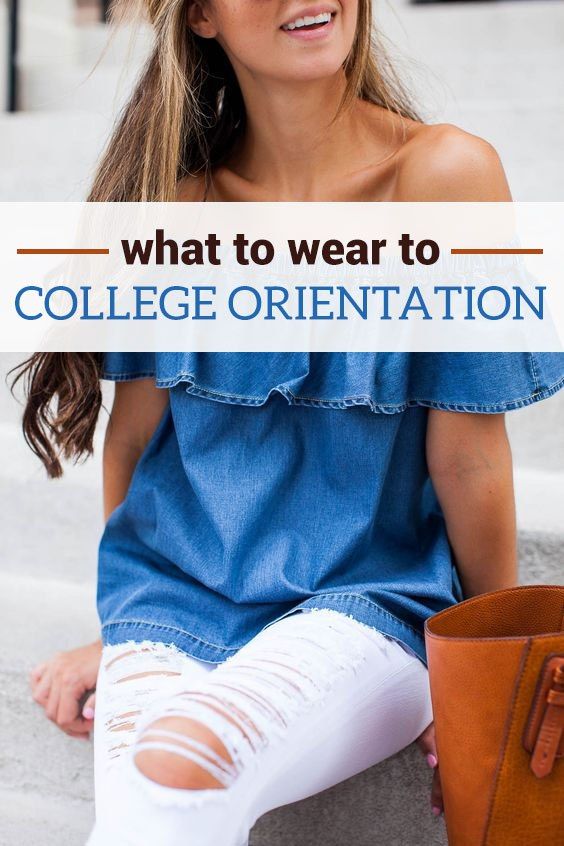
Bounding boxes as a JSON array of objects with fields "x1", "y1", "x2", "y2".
[
  {"x1": 30, "y1": 640, "x2": 102, "y2": 740},
  {"x1": 416, "y1": 721, "x2": 444, "y2": 817}
]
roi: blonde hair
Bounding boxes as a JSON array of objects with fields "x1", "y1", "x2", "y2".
[{"x1": 89, "y1": 0, "x2": 418, "y2": 202}]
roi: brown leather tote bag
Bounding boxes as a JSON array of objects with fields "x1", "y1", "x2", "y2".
[{"x1": 424, "y1": 584, "x2": 564, "y2": 846}]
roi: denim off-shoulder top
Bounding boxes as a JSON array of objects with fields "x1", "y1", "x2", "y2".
[{"x1": 98, "y1": 352, "x2": 564, "y2": 666}]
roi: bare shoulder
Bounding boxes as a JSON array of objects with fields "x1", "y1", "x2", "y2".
[
  {"x1": 396, "y1": 123, "x2": 512, "y2": 201},
  {"x1": 175, "y1": 172, "x2": 207, "y2": 202}
]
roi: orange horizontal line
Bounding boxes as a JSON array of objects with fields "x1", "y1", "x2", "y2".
[
  {"x1": 17, "y1": 248, "x2": 110, "y2": 255},
  {"x1": 451, "y1": 248, "x2": 543, "y2": 255}
]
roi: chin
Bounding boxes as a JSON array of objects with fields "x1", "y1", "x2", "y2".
[{"x1": 275, "y1": 56, "x2": 348, "y2": 84}]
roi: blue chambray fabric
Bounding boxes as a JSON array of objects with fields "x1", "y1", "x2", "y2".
[{"x1": 98, "y1": 352, "x2": 564, "y2": 666}]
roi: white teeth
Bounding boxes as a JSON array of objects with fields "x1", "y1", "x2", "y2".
[{"x1": 282, "y1": 11, "x2": 332, "y2": 31}]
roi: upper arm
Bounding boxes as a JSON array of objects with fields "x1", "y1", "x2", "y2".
[
  {"x1": 106, "y1": 378, "x2": 169, "y2": 455},
  {"x1": 397, "y1": 124, "x2": 512, "y2": 202},
  {"x1": 426, "y1": 408, "x2": 512, "y2": 483}
]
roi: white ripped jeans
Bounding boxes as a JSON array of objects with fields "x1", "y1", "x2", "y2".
[{"x1": 87, "y1": 609, "x2": 432, "y2": 846}]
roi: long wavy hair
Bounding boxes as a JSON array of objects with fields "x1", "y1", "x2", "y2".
[{"x1": 12, "y1": 0, "x2": 417, "y2": 478}]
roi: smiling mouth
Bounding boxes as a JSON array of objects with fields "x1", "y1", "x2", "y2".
[{"x1": 281, "y1": 12, "x2": 335, "y2": 32}]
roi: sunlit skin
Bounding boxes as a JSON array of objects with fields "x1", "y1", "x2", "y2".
[
  {"x1": 30, "y1": 0, "x2": 517, "y2": 820},
  {"x1": 190, "y1": 1, "x2": 358, "y2": 83}
]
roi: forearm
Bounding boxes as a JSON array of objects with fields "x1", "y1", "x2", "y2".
[
  {"x1": 427, "y1": 410, "x2": 518, "y2": 599},
  {"x1": 434, "y1": 468, "x2": 517, "y2": 597}
]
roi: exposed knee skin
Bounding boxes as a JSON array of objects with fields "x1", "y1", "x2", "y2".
[{"x1": 135, "y1": 716, "x2": 233, "y2": 790}]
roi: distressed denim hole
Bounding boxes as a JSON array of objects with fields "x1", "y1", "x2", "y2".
[{"x1": 135, "y1": 714, "x2": 235, "y2": 790}]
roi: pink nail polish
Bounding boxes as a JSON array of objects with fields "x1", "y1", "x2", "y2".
[
  {"x1": 431, "y1": 806, "x2": 442, "y2": 817},
  {"x1": 83, "y1": 707, "x2": 95, "y2": 720},
  {"x1": 426, "y1": 753, "x2": 438, "y2": 768}
]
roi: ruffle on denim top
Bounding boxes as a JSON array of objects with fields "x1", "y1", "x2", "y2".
[{"x1": 101, "y1": 352, "x2": 564, "y2": 415}]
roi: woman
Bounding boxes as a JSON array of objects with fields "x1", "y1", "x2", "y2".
[{"x1": 18, "y1": 1, "x2": 564, "y2": 845}]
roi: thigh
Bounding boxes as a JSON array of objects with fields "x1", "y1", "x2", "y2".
[
  {"x1": 248, "y1": 611, "x2": 432, "y2": 817},
  {"x1": 93, "y1": 641, "x2": 214, "y2": 819},
  {"x1": 128, "y1": 609, "x2": 432, "y2": 845}
]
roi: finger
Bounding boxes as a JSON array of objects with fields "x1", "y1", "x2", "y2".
[
  {"x1": 31, "y1": 670, "x2": 53, "y2": 707},
  {"x1": 30, "y1": 662, "x2": 47, "y2": 684},
  {"x1": 431, "y1": 767, "x2": 444, "y2": 815},
  {"x1": 64, "y1": 728, "x2": 91, "y2": 741},
  {"x1": 54, "y1": 668, "x2": 93, "y2": 726},
  {"x1": 47, "y1": 663, "x2": 93, "y2": 727},
  {"x1": 45, "y1": 675, "x2": 62, "y2": 723},
  {"x1": 56, "y1": 684, "x2": 86, "y2": 728},
  {"x1": 426, "y1": 750, "x2": 438, "y2": 769},
  {"x1": 63, "y1": 717, "x2": 94, "y2": 738},
  {"x1": 416, "y1": 723, "x2": 437, "y2": 759},
  {"x1": 416, "y1": 720, "x2": 434, "y2": 744},
  {"x1": 82, "y1": 692, "x2": 96, "y2": 721}
]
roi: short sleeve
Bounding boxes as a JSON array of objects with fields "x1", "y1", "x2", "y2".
[
  {"x1": 406, "y1": 352, "x2": 564, "y2": 414},
  {"x1": 101, "y1": 352, "x2": 156, "y2": 382},
  {"x1": 97, "y1": 352, "x2": 564, "y2": 411}
]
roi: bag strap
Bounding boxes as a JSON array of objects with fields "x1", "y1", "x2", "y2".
[{"x1": 523, "y1": 654, "x2": 564, "y2": 778}]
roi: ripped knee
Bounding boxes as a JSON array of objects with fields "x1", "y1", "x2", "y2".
[
  {"x1": 130, "y1": 622, "x2": 349, "y2": 793},
  {"x1": 102, "y1": 643, "x2": 184, "y2": 761},
  {"x1": 134, "y1": 715, "x2": 236, "y2": 790}
]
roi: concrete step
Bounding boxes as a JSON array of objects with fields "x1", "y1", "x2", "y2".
[
  {"x1": 17, "y1": 15, "x2": 151, "y2": 113},
  {"x1": 18, "y1": 3, "x2": 152, "y2": 66},
  {"x1": 0, "y1": 790, "x2": 92, "y2": 846},
  {"x1": 0, "y1": 4, "x2": 6, "y2": 112},
  {"x1": 518, "y1": 530, "x2": 564, "y2": 585},
  {"x1": 514, "y1": 471, "x2": 564, "y2": 537},
  {"x1": 13, "y1": 0, "x2": 149, "y2": 119},
  {"x1": 0, "y1": 479, "x2": 102, "y2": 584},
  {"x1": 18, "y1": 63, "x2": 131, "y2": 115},
  {"x1": 378, "y1": 0, "x2": 564, "y2": 58},
  {"x1": 0, "y1": 574, "x2": 99, "y2": 668},
  {"x1": 0, "y1": 577, "x2": 97, "y2": 844},
  {"x1": 506, "y1": 392, "x2": 564, "y2": 473},
  {"x1": 0, "y1": 112, "x2": 109, "y2": 200}
]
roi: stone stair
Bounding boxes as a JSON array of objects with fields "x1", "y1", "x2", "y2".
[{"x1": 16, "y1": 0, "x2": 152, "y2": 115}]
